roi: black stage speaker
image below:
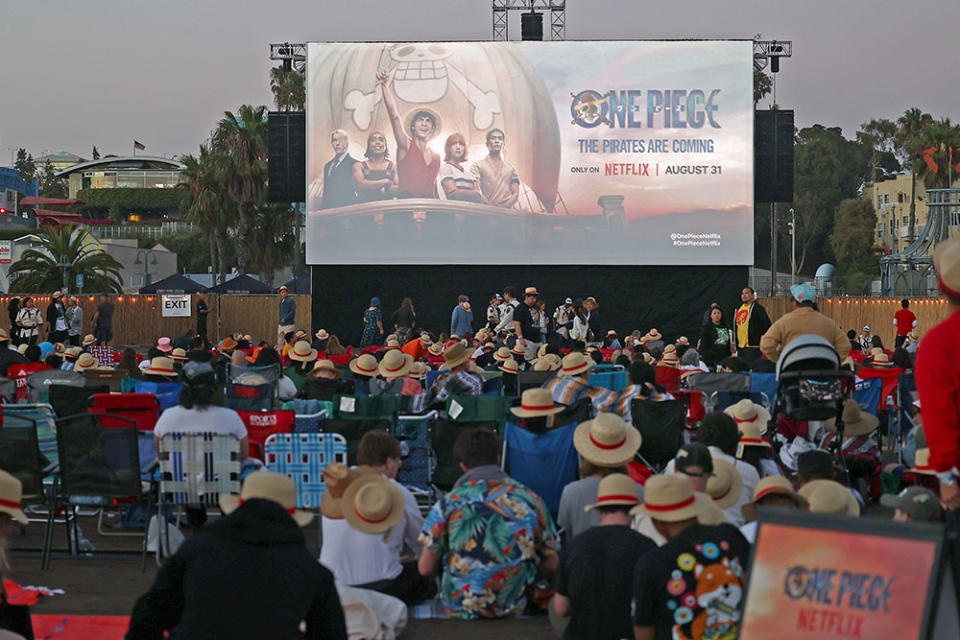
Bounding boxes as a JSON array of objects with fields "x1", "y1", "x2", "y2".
[
  {"x1": 521, "y1": 11, "x2": 543, "y2": 41},
  {"x1": 268, "y1": 111, "x2": 306, "y2": 203},
  {"x1": 754, "y1": 109, "x2": 794, "y2": 203}
]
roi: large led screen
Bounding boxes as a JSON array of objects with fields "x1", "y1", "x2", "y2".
[{"x1": 305, "y1": 40, "x2": 753, "y2": 265}]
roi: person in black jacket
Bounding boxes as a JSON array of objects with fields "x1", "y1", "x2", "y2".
[
  {"x1": 733, "y1": 287, "x2": 772, "y2": 365},
  {"x1": 699, "y1": 306, "x2": 735, "y2": 370},
  {"x1": 127, "y1": 471, "x2": 347, "y2": 640},
  {"x1": 584, "y1": 296, "x2": 602, "y2": 346}
]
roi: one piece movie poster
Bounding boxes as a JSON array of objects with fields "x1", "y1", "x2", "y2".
[
  {"x1": 305, "y1": 40, "x2": 753, "y2": 265},
  {"x1": 740, "y1": 514, "x2": 946, "y2": 640}
]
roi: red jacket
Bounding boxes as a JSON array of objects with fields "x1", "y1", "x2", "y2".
[{"x1": 915, "y1": 310, "x2": 960, "y2": 472}]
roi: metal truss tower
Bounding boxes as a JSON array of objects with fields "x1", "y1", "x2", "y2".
[{"x1": 492, "y1": 0, "x2": 566, "y2": 41}]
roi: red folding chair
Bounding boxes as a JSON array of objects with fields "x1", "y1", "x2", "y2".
[
  {"x1": 857, "y1": 367, "x2": 903, "y2": 411},
  {"x1": 672, "y1": 389, "x2": 705, "y2": 429},
  {"x1": 90, "y1": 393, "x2": 162, "y2": 431},
  {"x1": 235, "y1": 410, "x2": 295, "y2": 460},
  {"x1": 654, "y1": 366, "x2": 682, "y2": 393}
]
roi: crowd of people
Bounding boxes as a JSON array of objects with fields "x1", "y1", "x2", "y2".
[{"x1": 0, "y1": 244, "x2": 954, "y2": 639}]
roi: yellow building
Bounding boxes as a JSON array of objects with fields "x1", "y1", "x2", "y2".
[{"x1": 865, "y1": 174, "x2": 960, "y2": 255}]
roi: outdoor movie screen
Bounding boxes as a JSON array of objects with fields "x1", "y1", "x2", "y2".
[{"x1": 305, "y1": 40, "x2": 753, "y2": 265}]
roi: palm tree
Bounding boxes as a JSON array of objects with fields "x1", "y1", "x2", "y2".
[
  {"x1": 896, "y1": 108, "x2": 934, "y2": 238},
  {"x1": 248, "y1": 202, "x2": 295, "y2": 285},
  {"x1": 9, "y1": 225, "x2": 123, "y2": 293},
  {"x1": 270, "y1": 67, "x2": 305, "y2": 111},
  {"x1": 180, "y1": 146, "x2": 232, "y2": 284},
  {"x1": 212, "y1": 105, "x2": 268, "y2": 274},
  {"x1": 914, "y1": 118, "x2": 960, "y2": 190}
]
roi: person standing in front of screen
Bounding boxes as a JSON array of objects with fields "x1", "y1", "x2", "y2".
[
  {"x1": 438, "y1": 133, "x2": 482, "y2": 203},
  {"x1": 471, "y1": 129, "x2": 520, "y2": 209},
  {"x1": 321, "y1": 129, "x2": 358, "y2": 209},
  {"x1": 377, "y1": 69, "x2": 440, "y2": 198}
]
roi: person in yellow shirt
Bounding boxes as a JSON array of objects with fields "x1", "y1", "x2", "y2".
[{"x1": 734, "y1": 287, "x2": 771, "y2": 366}]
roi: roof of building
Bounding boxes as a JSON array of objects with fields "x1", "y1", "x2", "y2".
[
  {"x1": 36, "y1": 151, "x2": 86, "y2": 164},
  {"x1": 19, "y1": 197, "x2": 84, "y2": 207},
  {"x1": 55, "y1": 156, "x2": 185, "y2": 178}
]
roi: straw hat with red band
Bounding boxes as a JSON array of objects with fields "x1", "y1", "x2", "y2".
[
  {"x1": 320, "y1": 463, "x2": 360, "y2": 519},
  {"x1": 560, "y1": 351, "x2": 593, "y2": 377},
  {"x1": 418, "y1": 333, "x2": 432, "y2": 345},
  {"x1": 0, "y1": 470, "x2": 28, "y2": 524},
  {"x1": 676, "y1": 336, "x2": 689, "y2": 346},
  {"x1": 659, "y1": 348, "x2": 680, "y2": 368},
  {"x1": 310, "y1": 359, "x2": 339, "y2": 378},
  {"x1": 54, "y1": 343, "x2": 65, "y2": 356},
  {"x1": 798, "y1": 479, "x2": 860, "y2": 516},
  {"x1": 824, "y1": 398, "x2": 879, "y2": 437},
  {"x1": 574, "y1": 412, "x2": 641, "y2": 467},
  {"x1": 220, "y1": 470, "x2": 314, "y2": 527},
  {"x1": 0, "y1": 328, "x2": 8, "y2": 342},
  {"x1": 439, "y1": 342, "x2": 470, "y2": 370},
  {"x1": 629, "y1": 474, "x2": 711, "y2": 522},
  {"x1": 510, "y1": 342, "x2": 526, "y2": 356},
  {"x1": 409, "y1": 362, "x2": 428, "y2": 380},
  {"x1": 349, "y1": 353, "x2": 379, "y2": 377},
  {"x1": 510, "y1": 388, "x2": 563, "y2": 418},
  {"x1": 870, "y1": 352, "x2": 894, "y2": 367},
  {"x1": 142, "y1": 356, "x2": 178, "y2": 377},
  {"x1": 645, "y1": 328, "x2": 663, "y2": 341},
  {"x1": 494, "y1": 346, "x2": 512, "y2": 362},
  {"x1": 584, "y1": 473, "x2": 640, "y2": 512},
  {"x1": 342, "y1": 471, "x2": 406, "y2": 536},
  {"x1": 385, "y1": 335, "x2": 400, "y2": 349},
  {"x1": 74, "y1": 353, "x2": 99, "y2": 372},
  {"x1": 499, "y1": 358, "x2": 520, "y2": 375},
  {"x1": 378, "y1": 349, "x2": 413, "y2": 378},
  {"x1": 533, "y1": 356, "x2": 560, "y2": 372},
  {"x1": 737, "y1": 421, "x2": 773, "y2": 452},
  {"x1": 934, "y1": 236, "x2": 960, "y2": 299},
  {"x1": 524, "y1": 286, "x2": 539, "y2": 297},
  {"x1": 290, "y1": 341, "x2": 318, "y2": 363},
  {"x1": 170, "y1": 347, "x2": 188, "y2": 362},
  {"x1": 643, "y1": 353, "x2": 656, "y2": 365},
  {"x1": 723, "y1": 399, "x2": 771, "y2": 433},
  {"x1": 705, "y1": 458, "x2": 743, "y2": 509},
  {"x1": 315, "y1": 328, "x2": 330, "y2": 341},
  {"x1": 82, "y1": 334, "x2": 96, "y2": 347},
  {"x1": 741, "y1": 476, "x2": 808, "y2": 522},
  {"x1": 427, "y1": 342, "x2": 443, "y2": 356},
  {"x1": 910, "y1": 448, "x2": 937, "y2": 476}
]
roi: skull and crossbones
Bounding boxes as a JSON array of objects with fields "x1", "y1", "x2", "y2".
[{"x1": 344, "y1": 43, "x2": 502, "y2": 131}]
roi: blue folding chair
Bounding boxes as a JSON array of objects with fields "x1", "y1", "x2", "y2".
[
  {"x1": 853, "y1": 378, "x2": 882, "y2": 416},
  {"x1": 747, "y1": 372, "x2": 778, "y2": 409},
  {"x1": 589, "y1": 370, "x2": 629, "y2": 391},
  {"x1": 133, "y1": 380, "x2": 183, "y2": 411},
  {"x1": 395, "y1": 411, "x2": 438, "y2": 491},
  {"x1": 502, "y1": 421, "x2": 579, "y2": 519},
  {"x1": 709, "y1": 390, "x2": 771, "y2": 413},
  {"x1": 264, "y1": 433, "x2": 348, "y2": 509}
]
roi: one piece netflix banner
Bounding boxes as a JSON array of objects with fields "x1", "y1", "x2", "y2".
[{"x1": 304, "y1": 40, "x2": 753, "y2": 265}]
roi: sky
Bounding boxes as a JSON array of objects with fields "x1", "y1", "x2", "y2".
[{"x1": 2, "y1": 0, "x2": 958, "y2": 163}]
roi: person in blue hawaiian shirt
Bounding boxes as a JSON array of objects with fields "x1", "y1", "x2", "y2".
[{"x1": 417, "y1": 427, "x2": 559, "y2": 619}]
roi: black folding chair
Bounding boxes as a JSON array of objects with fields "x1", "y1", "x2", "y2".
[
  {"x1": 631, "y1": 398, "x2": 686, "y2": 472},
  {"x1": 517, "y1": 370, "x2": 556, "y2": 394}
]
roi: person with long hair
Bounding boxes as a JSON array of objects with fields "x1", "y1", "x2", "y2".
[
  {"x1": 392, "y1": 298, "x2": 416, "y2": 346},
  {"x1": 567, "y1": 298, "x2": 589, "y2": 344},
  {"x1": 700, "y1": 306, "x2": 735, "y2": 370},
  {"x1": 117, "y1": 347, "x2": 140, "y2": 379},
  {"x1": 360, "y1": 298, "x2": 384, "y2": 349},
  {"x1": 353, "y1": 131, "x2": 397, "y2": 203},
  {"x1": 437, "y1": 133, "x2": 482, "y2": 202},
  {"x1": 325, "y1": 335, "x2": 347, "y2": 356}
]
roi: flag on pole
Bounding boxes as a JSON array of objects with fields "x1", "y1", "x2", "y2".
[{"x1": 133, "y1": 140, "x2": 146, "y2": 151}]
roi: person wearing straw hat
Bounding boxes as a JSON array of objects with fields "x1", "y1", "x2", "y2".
[
  {"x1": 383, "y1": 334, "x2": 401, "y2": 350},
  {"x1": 498, "y1": 357, "x2": 520, "y2": 396},
  {"x1": 724, "y1": 398, "x2": 775, "y2": 475},
  {"x1": 298, "y1": 359, "x2": 353, "y2": 402},
  {"x1": 371, "y1": 349, "x2": 421, "y2": 396},
  {"x1": 657, "y1": 344, "x2": 681, "y2": 368},
  {"x1": 916, "y1": 237, "x2": 960, "y2": 510},
  {"x1": 513, "y1": 286, "x2": 543, "y2": 362},
  {"x1": 424, "y1": 342, "x2": 483, "y2": 409},
  {"x1": 401, "y1": 332, "x2": 432, "y2": 361},
  {"x1": 604, "y1": 329, "x2": 622, "y2": 350},
  {"x1": 534, "y1": 355, "x2": 561, "y2": 373},
  {"x1": 759, "y1": 283, "x2": 850, "y2": 362},
  {"x1": 509, "y1": 387, "x2": 563, "y2": 434},
  {"x1": 705, "y1": 458, "x2": 743, "y2": 518},
  {"x1": 545, "y1": 352, "x2": 647, "y2": 422},
  {"x1": 284, "y1": 340, "x2": 318, "y2": 390},
  {"x1": 642, "y1": 328, "x2": 664, "y2": 358},
  {"x1": 312, "y1": 328, "x2": 330, "y2": 352},
  {"x1": 73, "y1": 352, "x2": 99, "y2": 373},
  {"x1": 552, "y1": 474, "x2": 656, "y2": 640},
  {"x1": 558, "y1": 413, "x2": 641, "y2": 539},
  {"x1": 417, "y1": 427, "x2": 559, "y2": 619},
  {"x1": 798, "y1": 479, "x2": 861, "y2": 516},
  {"x1": 473, "y1": 341, "x2": 497, "y2": 369},
  {"x1": 630, "y1": 474, "x2": 750, "y2": 640},
  {"x1": 348, "y1": 353, "x2": 378, "y2": 396},
  {"x1": 128, "y1": 470, "x2": 347, "y2": 640},
  {"x1": 739, "y1": 476, "x2": 808, "y2": 542},
  {"x1": 814, "y1": 398, "x2": 881, "y2": 467}
]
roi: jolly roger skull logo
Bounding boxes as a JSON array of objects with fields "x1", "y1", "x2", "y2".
[{"x1": 344, "y1": 43, "x2": 502, "y2": 131}]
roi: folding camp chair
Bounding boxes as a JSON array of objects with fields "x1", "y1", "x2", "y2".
[
  {"x1": 631, "y1": 398, "x2": 686, "y2": 473},
  {"x1": 133, "y1": 380, "x2": 182, "y2": 411},
  {"x1": 26, "y1": 370, "x2": 85, "y2": 404},
  {"x1": 264, "y1": 432, "x2": 348, "y2": 509},
  {"x1": 589, "y1": 369, "x2": 629, "y2": 391},
  {"x1": 747, "y1": 372, "x2": 778, "y2": 410},
  {"x1": 224, "y1": 382, "x2": 275, "y2": 412},
  {"x1": 426, "y1": 396, "x2": 514, "y2": 490},
  {"x1": 47, "y1": 383, "x2": 108, "y2": 421},
  {"x1": 672, "y1": 390, "x2": 706, "y2": 429},
  {"x1": 227, "y1": 362, "x2": 282, "y2": 386},
  {"x1": 235, "y1": 410, "x2": 295, "y2": 460},
  {"x1": 91, "y1": 393, "x2": 162, "y2": 471},
  {"x1": 8, "y1": 363, "x2": 53, "y2": 402},
  {"x1": 43, "y1": 412, "x2": 147, "y2": 571},
  {"x1": 2, "y1": 404, "x2": 59, "y2": 470},
  {"x1": 517, "y1": 370, "x2": 557, "y2": 394},
  {"x1": 708, "y1": 390, "x2": 772, "y2": 414},
  {"x1": 325, "y1": 394, "x2": 400, "y2": 464},
  {"x1": 553, "y1": 397, "x2": 594, "y2": 428},
  {"x1": 155, "y1": 432, "x2": 241, "y2": 564},
  {"x1": 395, "y1": 411, "x2": 438, "y2": 491},
  {"x1": 502, "y1": 421, "x2": 579, "y2": 518},
  {"x1": 653, "y1": 366, "x2": 682, "y2": 393},
  {"x1": 0, "y1": 412, "x2": 50, "y2": 504},
  {"x1": 684, "y1": 372, "x2": 750, "y2": 395},
  {"x1": 83, "y1": 368, "x2": 127, "y2": 392},
  {"x1": 0, "y1": 377, "x2": 15, "y2": 404}
]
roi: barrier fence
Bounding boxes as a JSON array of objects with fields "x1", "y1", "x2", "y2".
[{"x1": 0, "y1": 294, "x2": 311, "y2": 348}]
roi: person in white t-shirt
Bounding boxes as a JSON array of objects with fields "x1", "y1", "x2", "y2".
[{"x1": 319, "y1": 431, "x2": 431, "y2": 604}]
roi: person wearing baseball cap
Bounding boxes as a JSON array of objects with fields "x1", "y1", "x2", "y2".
[
  {"x1": 759, "y1": 282, "x2": 850, "y2": 362},
  {"x1": 486, "y1": 293, "x2": 503, "y2": 331},
  {"x1": 916, "y1": 236, "x2": 960, "y2": 511},
  {"x1": 128, "y1": 470, "x2": 347, "y2": 639},
  {"x1": 552, "y1": 474, "x2": 656, "y2": 640},
  {"x1": 881, "y1": 486, "x2": 942, "y2": 523},
  {"x1": 630, "y1": 474, "x2": 750, "y2": 640}
]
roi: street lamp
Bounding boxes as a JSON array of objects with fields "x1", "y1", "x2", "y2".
[
  {"x1": 56, "y1": 255, "x2": 76, "y2": 292},
  {"x1": 134, "y1": 249, "x2": 158, "y2": 287},
  {"x1": 788, "y1": 208, "x2": 796, "y2": 286}
]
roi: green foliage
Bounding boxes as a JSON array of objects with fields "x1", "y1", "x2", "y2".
[
  {"x1": 248, "y1": 202, "x2": 295, "y2": 285},
  {"x1": 831, "y1": 199, "x2": 878, "y2": 277},
  {"x1": 39, "y1": 161, "x2": 68, "y2": 199},
  {"x1": 77, "y1": 188, "x2": 182, "y2": 221},
  {"x1": 913, "y1": 119, "x2": 960, "y2": 189},
  {"x1": 8, "y1": 225, "x2": 123, "y2": 294},
  {"x1": 753, "y1": 70, "x2": 772, "y2": 106},
  {"x1": 91, "y1": 146, "x2": 100, "y2": 160},
  {"x1": 14, "y1": 149, "x2": 36, "y2": 183},
  {"x1": 270, "y1": 67, "x2": 305, "y2": 111}
]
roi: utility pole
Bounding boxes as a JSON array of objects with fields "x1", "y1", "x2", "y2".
[{"x1": 789, "y1": 207, "x2": 796, "y2": 285}]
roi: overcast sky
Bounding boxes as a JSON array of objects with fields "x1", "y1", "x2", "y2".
[{"x1": 2, "y1": 0, "x2": 957, "y2": 163}]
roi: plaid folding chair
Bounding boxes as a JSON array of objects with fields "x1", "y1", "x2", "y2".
[{"x1": 156, "y1": 432, "x2": 242, "y2": 563}]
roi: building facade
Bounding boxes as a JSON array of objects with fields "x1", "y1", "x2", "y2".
[{"x1": 55, "y1": 156, "x2": 185, "y2": 200}]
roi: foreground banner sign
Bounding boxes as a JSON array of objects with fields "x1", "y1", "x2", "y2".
[
  {"x1": 161, "y1": 294, "x2": 191, "y2": 318},
  {"x1": 305, "y1": 40, "x2": 753, "y2": 265}
]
